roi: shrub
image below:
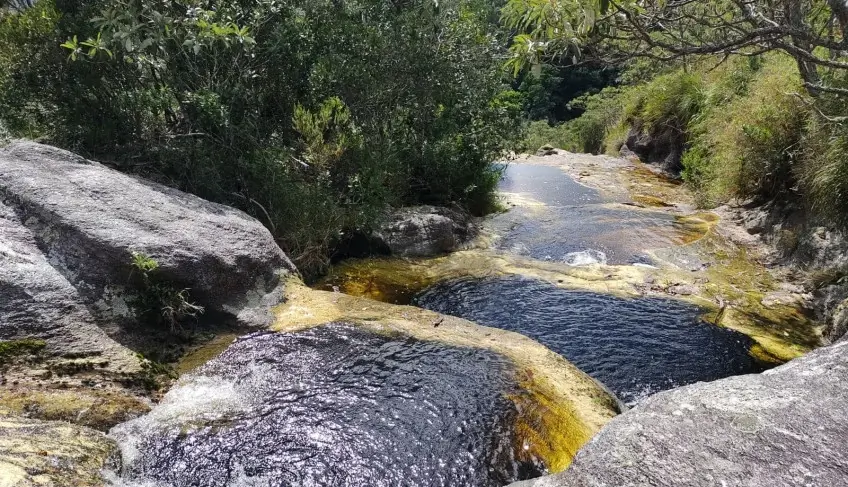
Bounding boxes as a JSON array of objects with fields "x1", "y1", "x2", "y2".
[
  {"x1": 130, "y1": 252, "x2": 204, "y2": 331},
  {"x1": 800, "y1": 114, "x2": 848, "y2": 227},
  {"x1": 682, "y1": 56, "x2": 804, "y2": 205},
  {"x1": 0, "y1": 0, "x2": 519, "y2": 277}
]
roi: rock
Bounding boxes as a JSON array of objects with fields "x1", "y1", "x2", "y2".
[
  {"x1": 0, "y1": 412, "x2": 118, "y2": 486},
  {"x1": 0, "y1": 386, "x2": 150, "y2": 432},
  {"x1": 509, "y1": 340, "x2": 848, "y2": 487},
  {"x1": 0, "y1": 200, "x2": 139, "y2": 373},
  {"x1": 372, "y1": 205, "x2": 474, "y2": 257},
  {"x1": 0, "y1": 141, "x2": 295, "y2": 328},
  {"x1": 622, "y1": 126, "x2": 684, "y2": 174},
  {"x1": 536, "y1": 145, "x2": 559, "y2": 157}
]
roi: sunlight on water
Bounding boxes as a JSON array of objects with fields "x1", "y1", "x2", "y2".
[
  {"x1": 415, "y1": 276, "x2": 766, "y2": 405},
  {"x1": 109, "y1": 324, "x2": 543, "y2": 487}
]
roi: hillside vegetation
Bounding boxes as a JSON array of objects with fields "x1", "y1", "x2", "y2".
[{"x1": 506, "y1": 0, "x2": 848, "y2": 228}]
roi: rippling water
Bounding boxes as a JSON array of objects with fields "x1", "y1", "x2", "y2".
[
  {"x1": 110, "y1": 323, "x2": 541, "y2": 487},
  {"x1": 415, "y1": 277, "x2": 766, "y2": 405},
  {"x1": 492, "y1": 164, "x2": 696, "y2": 265}
]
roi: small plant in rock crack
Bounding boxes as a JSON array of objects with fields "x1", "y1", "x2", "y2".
[{"x1": 130, "y1": 252, "x2": 204, "y2": 331}]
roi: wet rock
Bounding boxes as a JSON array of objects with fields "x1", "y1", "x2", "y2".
[
  {"x1": 373, "y1": 205, "x2": 475, "y2": 257},
  {"x1": 0, "y1": 412, "x2": 118, "y2": 486},
  {"x1": 509, "y1": 339, "x2": 848, "y2": 487},
  {"x1": 0, "y1": 200, "x2": 139, "y2": 373},
  {"x1": 0, "y1": 141, "x2": 295, "y2": 328},
  {"x1": 0, "y1": 386, "x2": 150, "y2": 432}
]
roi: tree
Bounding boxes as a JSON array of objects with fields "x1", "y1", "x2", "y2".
[{"x1": 503, "y1": 0, "x2": 848, "y2": 96}]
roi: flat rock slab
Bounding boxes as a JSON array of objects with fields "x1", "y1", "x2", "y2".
[
  {"x1": 0, "y1": 413, "x2": 118, "y2": 487},
  {"x1": 0, "y1": 141, "x2": 294, "y2": 327},
  {"x1": 512, "y1": 339, "x2": 848, "y2": 487}
]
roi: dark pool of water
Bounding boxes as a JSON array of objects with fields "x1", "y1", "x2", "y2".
[
  {"x1": 111, "y1": 323, "x2": 542, "y2": 487},
  {"x1": 414, "y1": 277, "x2": 766, "y2": 405}
]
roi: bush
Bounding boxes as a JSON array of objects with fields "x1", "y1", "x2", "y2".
[
  {"x1": 800, "y1": 112, "x2": 848, "y2": 227},
  {"x1": 682, "y1": 56, "x2": 804, "y2": 205},
  {"x1": 0, "y1": 0, "x2": 519, "y2": 277}
]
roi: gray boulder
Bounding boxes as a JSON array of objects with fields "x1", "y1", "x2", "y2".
[
  {"x1": 0, "y1": 141, "x2": 295, "y2": 328},
  {"x1": 373, "y1": 205, "x2": 474, "y2": 257},
  {"x1": 511, "y1": 339, "x2": 848, "y2": 487},
  {"x1": 0, "y1": 200, "x2": 138, "y2": 372}
]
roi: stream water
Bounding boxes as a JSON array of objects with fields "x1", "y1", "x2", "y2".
[
  {"x1": 415, "y1": 163, "x2": 766, "y2": 404},
  {"x1": 415, "y1": 276, "x2": 764, "y2": 405},
  {"x1": 109, "y1": 159, "x2": 773, "y2": 487},
  {"x1": 111, "y1": 323, "x2": 541, "y2": 487}
]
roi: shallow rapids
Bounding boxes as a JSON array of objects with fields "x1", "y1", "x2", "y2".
[{"x1": 110, "y1": 323, "x2": 542, "y2": 487}]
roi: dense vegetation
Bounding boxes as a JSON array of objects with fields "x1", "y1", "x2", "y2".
[
  {"x1": 507, "y1": 0, "x2": 848, "y2": 227},
  {"x1": 0, "y1": 0, "x2": 522, "y2": 276},
  {"x1": 6, "y1": 0, "x2": 848, "y2": 272}
]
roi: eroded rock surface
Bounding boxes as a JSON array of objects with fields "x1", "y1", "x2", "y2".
[
  {"x1": 0, "y1": 141, "x2": 295, "y2": 328},
  {"x1": 373, "y1": 205, "x2": 474, "y2": 257},
  {"x1": 0, "y1": 413, "x2": 118, "y2": 487},
  {"x1": 510, "y1": 339, "x2": 848, "y2": 487}
]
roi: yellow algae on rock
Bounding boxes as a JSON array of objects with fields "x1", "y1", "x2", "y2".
[
  {"x1": 0, "y1": 412, "x2": 117, "y2": 487},
  {"x1": 0, "y1": 386, "x2": 150, "y2": 432},
  {"x1": 274, "y1": 282, "x2": 620, "y2": 472}
]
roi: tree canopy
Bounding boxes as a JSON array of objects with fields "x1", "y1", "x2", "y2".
[{"x1": 504, "y1": 0, "x2": 848, "y2": 96}]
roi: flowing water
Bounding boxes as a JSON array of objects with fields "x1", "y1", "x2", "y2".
[
  {"x1": 110, "y1": 323, "x2": 542, "y2": 487},
  {"x1": 415, "y1": 277, "x2": 764, "y2": 405},
  {"x1": 412, "y1": 163, "x2": 766, "y2": 404},
  {"x1": 109, "y1": 159, "x2": 777, "y2": 487},
  {"x1": 491, "y1": 164, "x2": 700, "y2": 265}
]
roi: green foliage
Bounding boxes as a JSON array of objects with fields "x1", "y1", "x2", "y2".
[
  {"x1": 0, "y1": 0, "x2": 518, "y2": 277},
  {"x1": 682, "y1": 56, "x2": 804, "y2": 205},
  {"x1": 134, "y1": 353, "x2": 177, "y2": 391},
  {"x1": 801, "y1": 114, "x2": 848, "y2": 227},
  {"x1": 517, "y1": 86, "x2": 624, "y2": 155},
  {"x1": 623, "y1": 71, "x2": 704, "y2": 135},
  {"x1": 130, "y1": 252, "x2": 204, "y2": 330},
  {"x1": 519, "y1": 120, "x2": 569, "y2": 153}
]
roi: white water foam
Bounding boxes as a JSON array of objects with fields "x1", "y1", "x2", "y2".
[{"x1": 562, "y1": 249, "x2": 608, "y2": 266}]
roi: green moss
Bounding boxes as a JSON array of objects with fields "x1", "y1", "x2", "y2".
[
  {"x1": 0, "y1": 386, "x2": 150, "y2": 431},
  {"x1": 0, "y1": 339, "x2": 46, "y2": 365}
]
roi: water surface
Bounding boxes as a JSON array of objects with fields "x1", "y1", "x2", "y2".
[
  {"x1": 111, "y1": 323, "x2": 541, "y2": 487},
  {"x1": 491, "y1": 164, "x2": 694, "y2": 265},
  {"x1": 415, "y1": 277, "x2": 766, "y2": 405}
]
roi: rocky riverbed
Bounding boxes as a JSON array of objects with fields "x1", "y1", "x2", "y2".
[{"x1": 1, "y1": 142, "x2": 846, "y2": 487}]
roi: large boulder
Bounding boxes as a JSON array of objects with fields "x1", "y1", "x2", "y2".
[
  {"x1": 372, "y1": 205, "x2": 475, "y2": 257},
  {"x1": 0, "y1": 141, "x2": 295, "y2": 328},
  {"x1": 510, "y1": 339, "x2": 848, "y2": 487},
  {"x1": 0, "y1": 413, "x2": 118, "y2": 487},
  {"x1": 0, "y1": 200, "x2": 138, "y2": 373}
]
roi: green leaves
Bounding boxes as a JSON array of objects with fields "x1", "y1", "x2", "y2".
[{"x1": 60, "y1": 33, "x2": 112, "y2": 61}]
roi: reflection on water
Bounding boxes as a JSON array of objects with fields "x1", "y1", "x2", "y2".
[
  {"x1": 415, "y1": 277, "x2": 766, "y2": 405},
  {"x1": 498, "y1": 164, "x2": 603, "y2": 207},
  {"x1": 491, "y1": 164, "x2": 707, "y2": 265},
  {"x1": 110, "y1": 323, "x2": 542, "y2": 487}
]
